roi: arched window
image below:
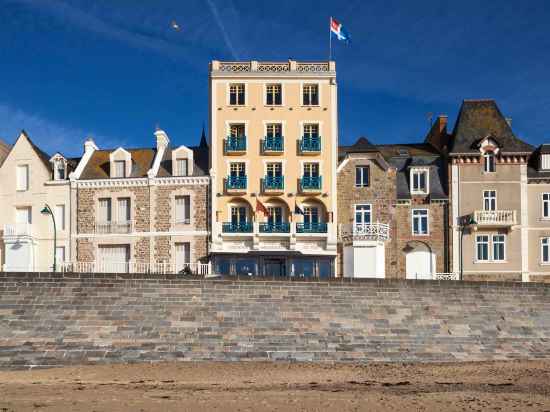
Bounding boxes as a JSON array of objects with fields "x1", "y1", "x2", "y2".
[{"x1": 483, "y1": 152, "x2": 496, "y2": 173}]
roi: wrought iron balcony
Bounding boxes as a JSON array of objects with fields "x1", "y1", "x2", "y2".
[
  {"x1": 299, "y1": 136, "x2": 321, "y2": 153},
  {"x1": 224, "y1": 136, "x2": 247, "y2": 153},
  {"x1": 259, "y1": 222, "x2": 290, "y2": 233},
  {"x1": 300, "y1": 176, "x2": 322, "y2": 191},
  {"x1": 296, "y1": 222, "x2": 328, "y2": 234},
  {"x1": 339, "y1": 223, "x2": 391, "y2": 242},
  {"x1": 95, "y1": 220, "x2": 134, "y2": 235},
  {"x1": 262, "y1": 136, "x2": 284, "y2": 153},
  {"x1": 222, "y1": 222, "x2": 253, "y2": 233},
  {"x1": 473, "y1": 210, "x2": 517, "y2": 227},
  {"x1": 225, "y1": 175, "x2": 247, "y2": 191},
  {"x1": 262, "y1": 175, "x2": 284, "y2": 192}
]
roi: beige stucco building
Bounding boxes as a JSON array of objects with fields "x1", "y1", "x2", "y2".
[
  {"x1": 0, "y1": 132, "x2": 75, "y2": 271},
  {"x1": 208, "y1": 60, "x2": 338, "y2": 277}
]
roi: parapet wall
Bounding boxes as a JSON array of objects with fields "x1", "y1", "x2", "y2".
[{"x1": 1, "y1": 273, "x2": 550, "y2": 369}]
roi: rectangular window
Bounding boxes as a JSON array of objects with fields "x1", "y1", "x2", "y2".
[
  {"x1": 267, "y1": 207, "x2": 283, "y2": 225},
  {"x1": 98, "y1": 198, "x2": 112, "y2": 222},
  {"x1": 114, "y1": 160, "x2": 126, "y2": 178},
  {"x1": 229, "y1": 83, "x2": 245, "y2": 105},
  {"x1": 231, "y1": 206, "x2": 247, "y2": 224},
  {"x1": 483, "y1": 190, "x2": 497, "y2": 211},
  {"x1": 303, "y1": 163, "x2": 319, "y2": 178},
  {"x1": 303, "y1": 124, "x2": 319, "y2": 139},
  {"x1": 302, "y1": 84, "x2": 319, "y2": 105},
  {"x1": 230, "y1": 123, "x2": 245, "y2": 137},
  {"x1": 266, "y1": 123, "x2": 282, "y2": 138},
  {"x1": 542, "y1": 154, "x2": 550, "y2": 170},
  {"x1": 16, "y1": 165, "x2": 29, "y2": 191},
  {"x1": 411, "y1": 169, "x2": 428, "y2": 194},
  {"x1": 55, "y1": 246, "x2": 66, "y2": 263},
  {"x1": 175, "y1": 158, "x2": 188, "y2": 176},
  {"x1": 484, "y1": 153, "x2": 496, "y2": 173},
  {"x1": 266, "y1": 84, "x2": 282, "y2": 105},
  {"x1": 117, "y1": 198, "x2": 130, "y2": 222},
  {"x1": 355, "y1": 204, "x2": 372, "y2": 225},
  {"x1": 266, "y1": 163, "x2": 282, "y2": 177},
  {"x1": 412, "y1": 209, "x2": 429, "y2": 235},
  {"x1": 175, "y1": 242, "x2": 191, "y2": 272},
  {"x1": 55, "y1": 161, "x2": 66, "y2": 180},
  {"x1": 230, "y1": 162, "x2": 246, "y2": 177},
  {"x1": 303, "y1": 207, "x2": 319, "y2": 224},
  {"x1": 542, "y1": 238, "x2": 550, "y2": 263},
  {"x1": 175, "y1": 195, "x2": 191, "y2": 224},
  {"x1": 543, "y1": 193, "x2": 550, "y2": 218},
  {"x1": 476, "y1": 235, "x2": 490, "y2": 261},
  {"x1": 355, "y1": 166, "x2": 369, "y2": 187},
  {"x1": 55, "y1": 204, "x2": 66, "y2": 231},
  {"x1": 16, "y1": 207, "x2": 32, "y2": 224},
  {"x1": 492, "y1": 235, "x2": 506, "y2": 261}
]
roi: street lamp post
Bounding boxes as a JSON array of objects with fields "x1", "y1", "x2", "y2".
[
  {"x1": 41, "y1": 204, "x2": 57, "y2": 272},
  {"x1": 459, "y1": 215, "x2": 477, "y2": 281}
]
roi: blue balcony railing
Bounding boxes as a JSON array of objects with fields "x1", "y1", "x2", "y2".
[
  {"x1": 222, "y1": 222, "x2": 253, "y2": 233},
  {"x1": 263, "y1": 175, "x2": 284, "y2": 191},
  {"x1": 225, "y1": 136, "x2": 247, "y2": 152},
  {"x1": 296, "y1": 222, "x2": 328, "y2": 233},
  {"x1": 299, "y1": 136, "x2": 321, "y2": 152},
  {"x1": 262, "y1": 136, "x2": 284, "y2": 152},
  {"x1": 259, "y1": 222, "x2": 290, "y2": 233},
  {"x1": 300, "y1": 176, "x2": 322, "y2": 191},
  {"x1": 226, "y1": 175, "x2": 247, "y2": 190}
]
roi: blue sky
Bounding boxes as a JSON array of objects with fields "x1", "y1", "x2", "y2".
[{"x1": 1, "y1": 0, "x2": 549, "y2": 157}]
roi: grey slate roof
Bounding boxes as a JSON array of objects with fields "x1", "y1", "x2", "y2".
[
  {"x1": 449, "y1": 100, "x2": 533, "y2": 155},
  {"x1": 338, "y1": 136, "x2": 378, "y2": 159}
]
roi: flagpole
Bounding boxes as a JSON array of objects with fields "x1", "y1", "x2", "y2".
[{"x1": 329, "y1": 16, "x2": 332, "y2": 61}]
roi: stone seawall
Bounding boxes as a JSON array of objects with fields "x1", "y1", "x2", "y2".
[{"x1": 1, "y1": 273, "x2": 550, "y2": 369}]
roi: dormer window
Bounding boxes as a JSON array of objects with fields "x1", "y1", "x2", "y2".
[
  {"x1": 483, "y1": 152, "x2": 496, "y2": 173},
  {"x1": 109, "y1": 148, "x2": 131, "y2": 178},
  {"x1": 171, "y1": 145, "x2": 194, "y2": 177},
  {"x1": 410, "y1": 168, "x2": 429, "y2": 195},
  {"x1": 541, "y1": 154, "x2": 550, "y2": 170},
  {"x1": 49, "y1": 154, "x2": 68, "y2": 181},
  {"x1": 114, "y1": 160, "x2": 126, "y2": 178}
]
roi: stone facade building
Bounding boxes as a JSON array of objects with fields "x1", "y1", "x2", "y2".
[
  {"x1": 70, "y1": 129, "x2": 210, "y2": 274},
  {"x1": 337, "y1": 134, "x2": 450, "y2": 279}
]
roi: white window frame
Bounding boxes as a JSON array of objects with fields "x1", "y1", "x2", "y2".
[
  {"x1": 354, "y1": 204, "x2": 372, "y2": 225},
  {"x1": 492, "y1": 234, "x2": 506, "y2": 262},
  {"x1": 117, "y1": 197, "x2": 131, "y2": 223},
  {"x1": 175, "y1": 158, "x2": 189, "y2": 177},
  {"x1": 98, "y1": 198, "x2": 112, "y2": 223},
  {"x1": 542, "y1": 193, "x2": 550, "y2": 219},
  {"x1": 302, "y1": 83, "x2": 320, "y2": 106},
  {"x1": 55, "y1": 204, "x2": 66, "y2": 231},
  {"x1": 265, "y1": 83, "x2": 283, "y2": 106},
  {"x1": 483, "y1": 152, "x2": 496, "y2": 173},
  {"x1": 355, "y1": 166, "x2": 369, "y2": 187},
  {"x1": 542, "y1": 154, "x2": 550, "y2": 170},
  {"x1": 411, "y1": 209, "x2": 429, "y2": 235},
  {"x1": 175, "y1": 195, "x2": 191, "y2": 224},
  {"x1": 55, "y1": 246, "x2": 66, "y2": 264},
  {"x1": 483, "y1": 190, "x2": 497, "y2": 211},
  {"x1": 114, "y1": 160, "x2": 126, "y2": 178},
  {"x1": 410, "y1": 168, "x2": 429, "y2": 195},
  {"x1": 16, "y1": 164, "x2": 29, "y2": 191},
  {"x1": 228, "y1": 83, "x2": 246, "y2": 106},
  {"x1": 541, "y1": 237, "x2": 550, "y2": 265},
  {"x1": 475, "y1": 235, "x2": 490, "y2": 262}
]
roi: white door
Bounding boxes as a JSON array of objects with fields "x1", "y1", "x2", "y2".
[
  {"x1": 406, "y1": 244, "x2": 433, "y2": 280},
  {"x1": 98, "y1": 245, "x2": 129, "y2": 273},
  {"x1": 175, "y1": 243, "x2": 191, "y2": 273},
  {"x1": 354, "y1": 246, "x2": 377, "y2": 278}
]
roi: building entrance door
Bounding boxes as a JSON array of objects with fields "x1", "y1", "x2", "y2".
[{"x1": 264, "y1": 258, "x2": 286, "y2": 277}]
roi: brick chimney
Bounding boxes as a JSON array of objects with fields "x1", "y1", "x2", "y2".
[{"x1": 425, "y1": 115, "x2": 449, "y2": 153}]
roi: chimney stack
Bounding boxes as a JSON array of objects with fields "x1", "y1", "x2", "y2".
[
  {"x1": 154, "y1": 129, "x2": 170, "y2": 150},
  {"x1": 84, "y1": 138, "x2": 98, "y2": 154}
]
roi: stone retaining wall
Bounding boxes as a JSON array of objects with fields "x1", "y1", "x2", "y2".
[{"x1": 1, "y1": 273, "x2": 550, "y2": 369}]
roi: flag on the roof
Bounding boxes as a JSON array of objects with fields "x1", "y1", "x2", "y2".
[{"x1": 330, "y1": 17, "x2": 350, "y2": 42}]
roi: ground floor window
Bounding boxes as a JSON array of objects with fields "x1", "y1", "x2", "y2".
[
  {"x1": 475, "y1": 234, "x2": 506, "y2": 262},
  {"x1": 212, "y1": 256, "x2": 334, "y2": 278}
]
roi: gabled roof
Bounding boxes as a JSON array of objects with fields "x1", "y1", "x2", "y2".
[
  {"x1": 339, "y1": 136, "x2": 378, "y2": 156},
  {"x1": 449, "y1": 99, "x2": 533, "y2": 155},
  {"x1": 0, "y1": 138, "x2": 11, "y2": 167}
]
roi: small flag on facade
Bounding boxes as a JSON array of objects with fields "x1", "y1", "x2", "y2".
[
  {"x1": 330, "y1": 17, "x2": 350, "y2": 42},
  {"x1": 256, "y1": 200, "x2": 269, "y2": 215},
  {"x1": 294, "y1": 203, "x2": 304, "y2": 215}
]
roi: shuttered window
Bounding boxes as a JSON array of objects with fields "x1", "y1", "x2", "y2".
[
  {"x1": 175, "y1": 196, "x2": 190, "y2": 224},
  {"x1": 16, "y1": 165, "x2": 29, "y2": 191},
  {"x1": 98, "y1": 198, "x2": 112, "y2": 222}
]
